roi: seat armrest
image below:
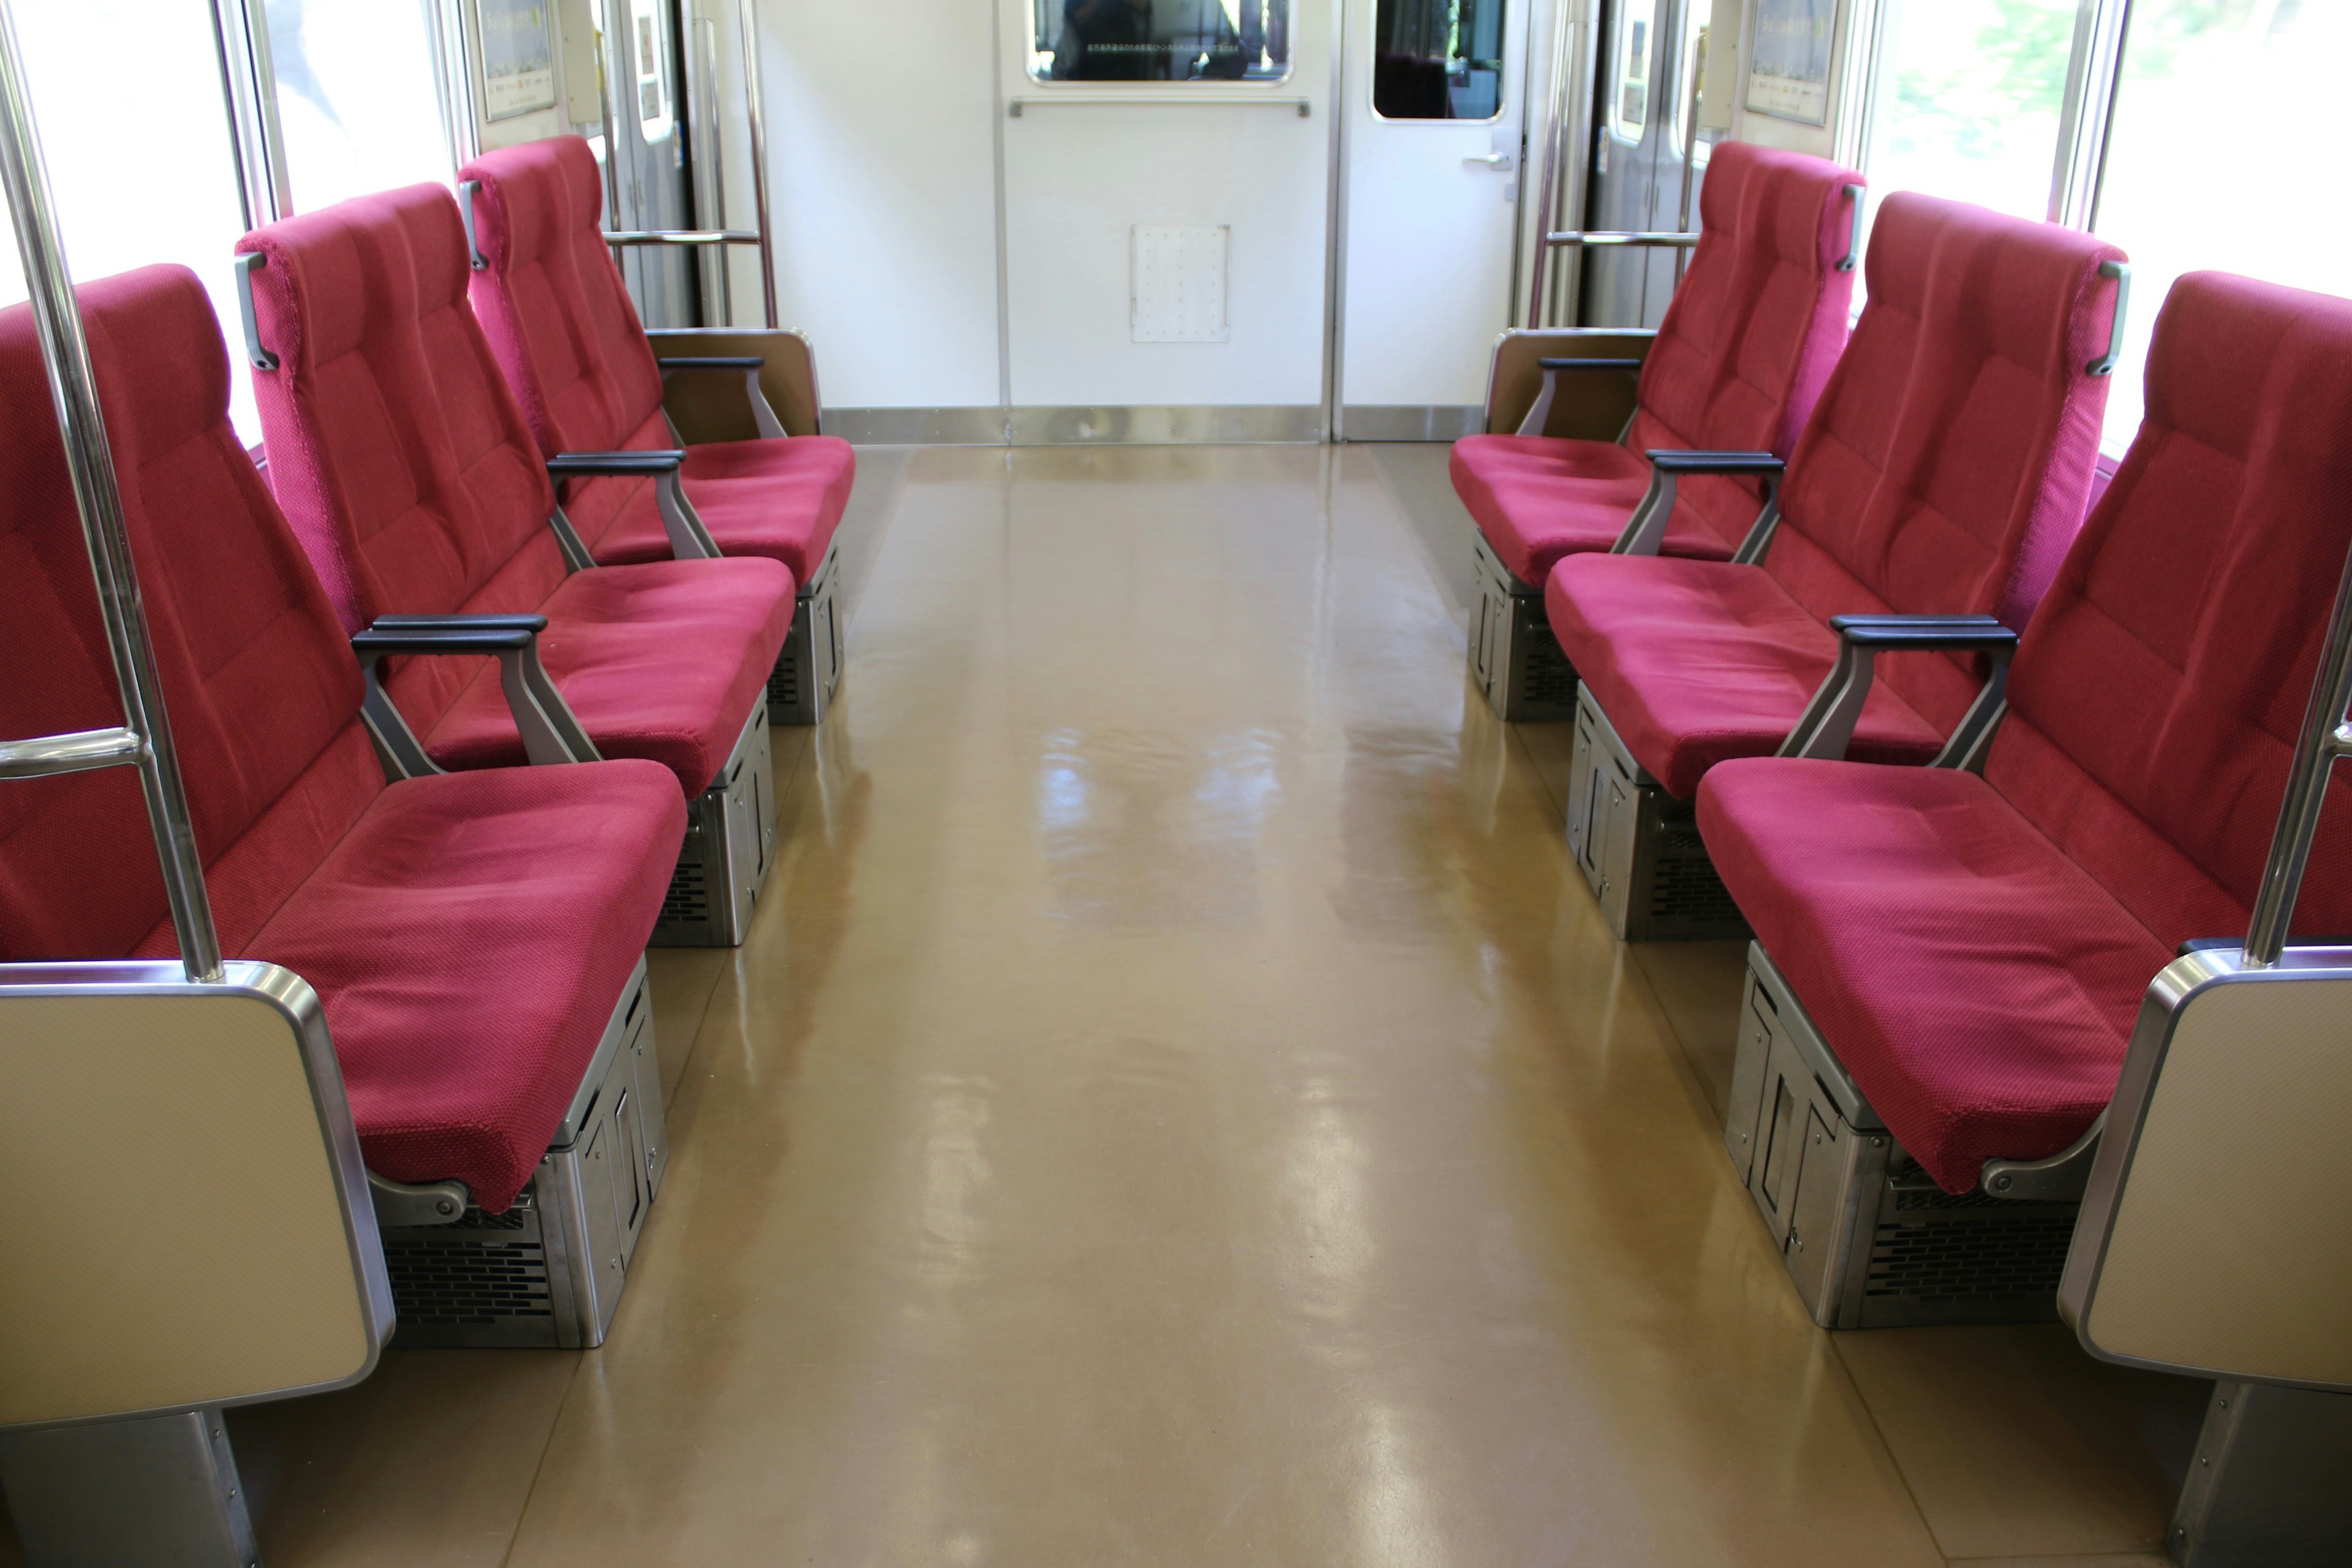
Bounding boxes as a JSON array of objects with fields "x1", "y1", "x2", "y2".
[
  {"x1": 1780, "y1": 614, "x2": 2021, "y2": 767},
  {"x1": 1534, "y1": 357, "x2": 1646, "y2": 374},
  {"x1": 545, "y1": 451, "x2": 719, "y2": 560},
  {"x1": 1611, "y1": 452, "x2": 1790, "y2": 559},
  {"x1": 654, "y1": 356, "x2": 788, "y2": 440},
  {"x1": 349, "y1": 620, "x2": 600, "y2": 776},
  {"x1": 656, "y1": 355, "x2": 764, "y2": 372},
  {"x1": 546, "y1": 450, "x2": 685, "y2": 478}
]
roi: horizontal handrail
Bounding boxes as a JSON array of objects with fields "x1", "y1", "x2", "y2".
[
  {"x1": 603, "y1": 228, "x2": 762, "y2": 247},
  {"x1": 1009, "y1": 94, "x2": 1311, "y2": 117},
  {"x1": 0, "y1": 726, "x2": 144, "y2": 780},
  {"x1": 1545, "y1": 230, "x2": 1701, "y2": 249}
]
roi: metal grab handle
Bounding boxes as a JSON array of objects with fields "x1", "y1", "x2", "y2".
[
  {"x1": 603, "y1": 229, "x2": 763, "y2": 246},
  {"x1": 234, "y1": 251, "x2": 276, "y2": 371},
  {"x1": 2087, "y1": 258, "x2": 2132, "y2": 377},
  {"x1": 0, "y1": 0, "x2": 222, "y2": 983},
  {"x1": 2245, "y1": 529, "x2": 2352, "y2": 965},
  {"x1": 1545, "y1": 230, "x2": 1701, "y2": 249},
  {"x1": 1836, "y1": 183, "x2": 1864, "y2": 273},
  {"x1": 1464, "y1": 153, "x2": 1515, "y2": 169},
  {"x1": 1008, "y1": 95, "x2": 1312, "y2": 117}
]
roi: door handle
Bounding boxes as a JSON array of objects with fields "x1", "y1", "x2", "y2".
[{"x1": 1464, "y1": 153, "x2": 1517, "y2": 170}]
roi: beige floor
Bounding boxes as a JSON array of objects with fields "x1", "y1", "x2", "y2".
[{"x1": 2, "y1": 444, "x2": 2208, "y2": 1567}]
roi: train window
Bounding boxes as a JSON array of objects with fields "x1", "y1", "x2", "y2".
[
  {"x1": 1372, "y1": 0, "x2": 1506, "y2": 121},
  {"x1": 266, "y1": 0, "x2": 453, "y2": 213},
  {"x1": 630, "y1": 0, "x2": 675, "y2": 141},
  {"x1": 0, "y1": 0, "x2": 262, "y2": 440},
  {"x1": 1861, "y1": 0, "x2": 2076, "y2": 225},
  {"x1": 1608, "y1": 10, "x2": 1649, "y2": 143},
  {"x1": 1028, "y1": 0, "x2": 1294, "y2": 83},
  {"x1": 2090, "y1": 0, "x2": 2351, "y2": 451}
]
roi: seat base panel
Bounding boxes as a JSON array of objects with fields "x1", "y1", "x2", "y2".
[
  {"x1": 1728, "y1": 943, "x2": 2079, "y2": 1329},
  {"x1": 1567, "y1": 685, "x2": 1749, "y2": 941},
  {"x1": 379, "y1": 959, "x2": 665, "y2": 1349},
  {"x1": 1469, "y1": 533, "x2": 1579, "y2": 723},
  {"x1": 769, "y1": 543, "x2": 842, "y2": 726},
  {"x1": 654, "y1": 702, "x2": 777, "y2": 948}
]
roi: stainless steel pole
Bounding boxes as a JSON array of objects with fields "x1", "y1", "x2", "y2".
[
  {"x1": 2244, "y1": 533, "x2": 2352, "y2": 967},
  {"x1": 0, "y1": 0, "x2": 224, "y2": 983},
  {"x1": 1673, "y1": 24, "x2": 1704, "y2": 287},
  {"x1": 736, "y1": 0, "x2": 779, "y2": 329},
  {"x1": 1523, "y1": 0, "x2": 1575, "y2": 327}
]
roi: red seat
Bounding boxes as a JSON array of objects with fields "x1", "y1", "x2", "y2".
[
  {"x1": 1450, "y1": 141, "x2": 1862, "y2": 586},
  {"x1": 1698, "y1": 272, "x2": 2352, "y2": 1192},
  {"x1": 458, "y1": 135, "x2": 856, "y2": 585},
  {"x1": 1553, "y1": 192, "x2": 2125, "y2": 796},
  {"x1": 0, "y1": 266, "x2": 686, "y2": 1210},
  {"x1": 238, "y1": 183, "x2": 791, "y2": 798}
]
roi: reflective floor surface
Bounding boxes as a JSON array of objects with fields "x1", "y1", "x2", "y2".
[{"x1": 2, "y1": 445, "x2": 2207, "y2": 1567}]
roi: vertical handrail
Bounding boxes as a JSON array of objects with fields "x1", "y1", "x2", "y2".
[
  {"x1": 736, "y1": 0, "x2": 778, "y2": 330},
  {"x1": 1522, "y1": 0, "x2": 1575, "y2": 328},
  {"x1": 1673, "y1": 24, "x2": 1705, "y2": 288},
  {"x1": 0, "y1": 0, "x2": 224, "y2": 984},
  {"x1": 2244, "y1": 533, "x2": 2352, "y2": 967}
]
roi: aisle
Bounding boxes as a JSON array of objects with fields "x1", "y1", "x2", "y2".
[{"x1": 163, "y1": 445, "x2": 2198, "y2": 1568}]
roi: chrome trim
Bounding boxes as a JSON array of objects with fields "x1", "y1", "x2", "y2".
[
  {"x1": 1521, "y1": 1, "x2": 1574, "y2": 326},
  {"x1": 425, "y1": 0, "x2": 481, "y2": 172},
  {"x1": 1545, "y1": 229, "x2": 1701, "y2": 248},
  {"x1": 2086, "y1": 258, "x2": 2131, "y2": 377},
  {"x1": 2245, "y1": 527, "x2": 2352, "y2": 965},
  {"x1": 206, "y1": 0, "x2": 290, "y2": 225},
  {"x1": 1008, "y1": 94, "x2": 1313, "y2": 117},
  {"x1": 0, "y1": 959, "x2": 394, "y2": 1425},
  {"x1": 989, "y1": 0, "x2": 1014, "y2": 435},
  {"x1": 0, "y1": 726, "x2": 144, "y2": 780},
  {"x1": 2049, "y1": 0, "x2": 2130, "y2": 229},
  {"x1": 1338, "y1": 404, "x2": 1482, "y2": 442},
  {"x1": 823, "y1": 406, "x2": 1012, "y2": 447},
  {"x1": 603, "y1": 227, "x2": 763, "y2": 246},
  {"x1": 736, "y1": 0, "x2": 780, "y2": 328},
  {"x1": 1322, "y1": 0, "x2": 1344, "y2": 440},
  {"x1": 0, "y1": 7, "x2": 224, "y2": 982}
]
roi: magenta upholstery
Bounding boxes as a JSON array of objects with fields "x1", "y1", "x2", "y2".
[
  {"x1": 238, "y1": 183, "x2": 791, "y2": 797},
  {"x1": 1553, "y1": 192, "x2": 2125, "y2": 797},
  {"x1": 0, "y1": 267, "x2": 687, "y2": 1209},
  {"x1": 1698, "y1": 273, "x2": 2352, "y2": 1191},
  {"x1": 458, "y1": 135, "x2": 856, "y2": 585},
  {"x1": 1451, "y1": 141, "x2": 1863, "y2": 586}
]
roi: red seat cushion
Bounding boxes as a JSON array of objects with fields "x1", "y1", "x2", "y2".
[
  {"x1": 233, "y1": 757, "x2": 687, "y2": 1209},
  {"x1": 578, "y1": 410, "x2": 856, "y2": 583},
  {"x1": 1449, "y1": 434, "x2": 1733, "y2": 584},
  {"x1": 1449, "y1": 141, "x2": 1861, "y2": 586},
  {"x1": 421, "y1": 556, "x2": 791, "y2": 794},
  {"x1": 1697, "y1": 758, "x2": 2171, "y2": 1192},
  {"x1": 1547, "y1": 554, "x2": 1947, "y2": 799}
]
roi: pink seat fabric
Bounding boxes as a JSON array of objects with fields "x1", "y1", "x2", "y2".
[
  {"x1": 1450, "y1": 141, "x2": 1863, "y2": 586},
  {"x1": 1697, "y1": 273, "x2": 2352, "y2": 1192},
  {"x1": 1553, "y1": 192, "x2": 2125, "y2": 797},
  {"x1": 0, "y1": 266, "x2": 686, "y2": 1210},
  {"x1": 458, "y1": 135, "x2": 855, "y2": 583},
  {"x1": 237, "y1": 183, "x2": 791, "y2": 797}
]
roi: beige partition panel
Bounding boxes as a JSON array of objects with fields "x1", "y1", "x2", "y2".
[
  {"x1": 647, "y1": 328, "x2": 824, "y2": 440},
  {"x1": 1482, "y1": 328, "x2": 1656, "y2": 438},
  {"x1": 0, "y1": 964, "x2": 387, "y2": 1428},
  {"x1": 2066, "y1": 954, "x2": 2352, "y2": 1390}
]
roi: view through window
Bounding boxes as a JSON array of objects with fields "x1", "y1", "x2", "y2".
[
  {"x1": 266, "y1": 0, "x2": 453, "y2": 214},
  {"x1": 1373, "y1": 0, "x2": 1507, "y2": 121},
  {"x1": 1863, "y1": 0, "x2": 2076, "y2": 227},
  {"x1": 1029, "y1": 0, "x2": 1293, "y2": 81}
]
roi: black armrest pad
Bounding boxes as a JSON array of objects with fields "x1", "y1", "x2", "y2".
[
  {"x1": 371, "y1": 613, "x2": 549, "y2": 634},
  {"x1": 656, "y1": 356, "x2": 764, "y2": 371},
  {"x1": 1535, "y1": 357, "x2": 1646, "y2": 373},
  {"x1": 547, "y1": 450, "x2": 685, "y2": 477},
  {"x1": 1828, "y1": 614, "x2": 2019, "y2": 654},
  {"x1": 1645, "y1": 450, "x2": 1784, "y2": 476},
  {"x1": 352, "y1": 626, "x2": 535, "y2": 657}
]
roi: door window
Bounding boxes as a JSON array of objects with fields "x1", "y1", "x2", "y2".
[
  {"x1": 2090, "y1": 1, "x2": 2352, "y2": 453},
  {"x1": 1372, "y1": 0, "x2": 1507, "y2": 121},
  {"x1": 265, "y1": 0, "x2": 453, "y2": 213},
  {"x1": 631, "y1": 0, "x2": 675, "y2": 140},
  {"x1": 1028, "y1": 0, "x2": 1293, "y2": 83},
  {"x1": 1608, "y1": 9, "x2": 1650, "y2": 142}
]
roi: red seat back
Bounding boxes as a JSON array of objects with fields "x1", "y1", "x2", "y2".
[
  {"x1": 1988, "y1": 272, "x2": 2352, "y2": 948},
  {"x1": 1629, "y1": 141, "x2": 1861, "y2": 552},
  {"x1": 459, "y1": 136, "x2": 669, "y2": 554},
  {"x1": 0, "y1": 266, "x2": 380, "y2": 964},
  {"x1": 238, "y1": 184, "x2": 569, "y2": 744},
  {"x1": 1773, "y1": 193, "x2": 2124, "y2": 735}
]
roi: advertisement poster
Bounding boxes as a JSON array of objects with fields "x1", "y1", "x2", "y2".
[
  {"x1": 479, "y1": 0, "x2": 558, "y2": 121},
  {"x1": 1745, "y1": 0, "x2": 1836, "y2": 126}
]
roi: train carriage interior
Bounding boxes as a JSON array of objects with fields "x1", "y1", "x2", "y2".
[{"x1": 5, "y1": 0, "x2": 2352, "y2": 1563}]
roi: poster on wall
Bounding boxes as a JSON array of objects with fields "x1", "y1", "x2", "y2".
[
  {"x1": 1744, "y1": 0, "x2": 1836, "y2": 127},
  {"x1": 477, "y1": 0, "x2": 559, "y2": 122}
]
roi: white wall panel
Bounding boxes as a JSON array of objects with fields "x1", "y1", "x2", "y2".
[{"x1": 757, "y1": 0, "x2": 1001, "y2": 409}]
